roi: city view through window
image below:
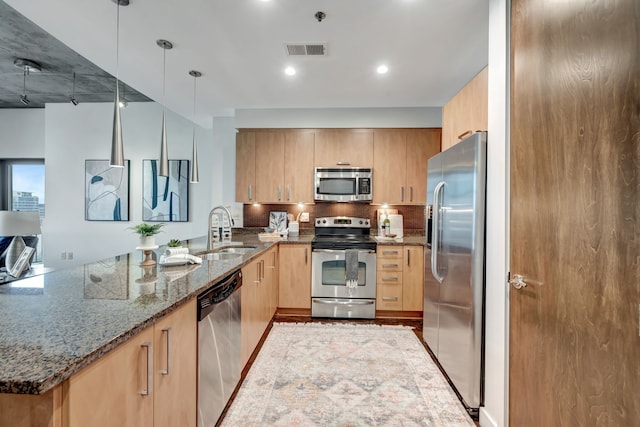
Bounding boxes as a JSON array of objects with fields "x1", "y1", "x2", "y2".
[{"x1": 11, "y1": 164, "x2": 45, "y2": 263}]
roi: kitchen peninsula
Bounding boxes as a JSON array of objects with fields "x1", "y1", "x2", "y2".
[{"x1": 0, "y1": 234, "x2": 299, "y2": 426}]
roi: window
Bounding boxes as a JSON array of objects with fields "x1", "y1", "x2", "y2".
[{"x1": 1, "y1": 159, "x2": 45, "y2": 263}]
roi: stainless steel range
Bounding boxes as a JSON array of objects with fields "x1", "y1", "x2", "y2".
[{"x1": 311, "y1": 216, "x2": 377, "y2": 319}]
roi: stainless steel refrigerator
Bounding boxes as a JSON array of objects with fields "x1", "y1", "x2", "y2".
[{"x1": 423, "y1": 131, "x2": 487, "y2": 414}]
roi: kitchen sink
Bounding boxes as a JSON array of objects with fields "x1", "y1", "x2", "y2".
[
  {"x1": 215, "y1": 246, "x2": 256, "y2": 254},
  {"x1": 197, "y1": 246, "x2": 257, "y2": 261}
]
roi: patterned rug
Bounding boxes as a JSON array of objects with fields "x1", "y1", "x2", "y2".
[{"x1": 221, "y1": 323, "x2": 475, "y2": 426}]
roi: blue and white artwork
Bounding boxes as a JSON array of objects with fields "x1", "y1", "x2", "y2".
[
  {"x1": 143, "y1": 159, "x2": 189, "y2": 222},
  {"x1": 85, "y1": 160, "x2": 130, "y2": 221}
]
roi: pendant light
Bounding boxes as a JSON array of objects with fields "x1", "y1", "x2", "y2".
[
  {"x1": 157, "y1": 39, "x2": 173, "y2": 177},
  {"x1": 110, "y1": 0, "x2": 128, "y2": 168},
  {"x1": 13, "y1": 58, "x2": 41, "y2": 106},
  {"x1": 188, "y1": 70, "x2": 202, "y2": 184}
]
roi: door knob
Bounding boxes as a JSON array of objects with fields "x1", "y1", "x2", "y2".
[{"x1": 509, "y1": 274, "x2": 527, "y2": 290}]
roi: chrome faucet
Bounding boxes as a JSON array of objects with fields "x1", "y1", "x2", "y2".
[{"x1": 207, "y1": 205, "x2": 235, "y2": 250}]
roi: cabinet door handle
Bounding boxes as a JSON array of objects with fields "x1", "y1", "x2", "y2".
[
  {"x1": 140, "y1": 342, "x2": 153, "y2": 396},
  {"x1": 248, "y1": 185, "x2": 253, "y2": 201},
  {"x1": 255, "y1": 261, "x2": 261, "y2": 284},
  {"x1": 407, "y1": 249, "x2": 411, "y2": 267},
  {"x1": 336, "y1": 161, "x2": 351, "y2": 166},
  {"x1": 160, "y1": 328, "x2": 171, "y2": 376},
  {"x1": 410, "y1": 186, "x2": 414, "y2": 202},
  {"x1": 305, "y1": 247, "x2": 308, "y2": 264},
  {"x1": 382, "y1": 263, "x2": 399, "y2": 268},
  {"x1": 401, "y1": 186, "x2": 405, "y2": 202},
  {"x1": 458, "y1": 130, "x2": 473, "y2": 140},
  {"x1": 286, "y1": 185, "x2": 291, "y2": 201},
  {"x1": 277, "y1": 185, "x2": 282, "y2": 201},
  {"x1": 382, "y1": 296, "x2": 399, "y2": 301},
  {"x1": 261, "y1": 260, "x2": 265, "y2": 280},
  {"x1": 270, "y1": 252, "x2": 276, "y2": 269},
  {"x1": 382, "y1": 276, "x2": 399, "y2": 282}
]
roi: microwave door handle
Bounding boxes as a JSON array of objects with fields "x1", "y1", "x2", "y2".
[{"x1": 431, "y1": 181, "x2": 445, "y2": 283}]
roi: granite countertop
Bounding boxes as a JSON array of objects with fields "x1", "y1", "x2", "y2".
[
  {"x1": 0, "y1": 229, "x2": 418, "y2": 395},
  {"x1": 0, "y1": 234, "x2": 277, "y2": 395}
]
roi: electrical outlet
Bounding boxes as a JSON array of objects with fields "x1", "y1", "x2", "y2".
[
  {"x1": 68, "y1": 252, "x2": 73, "y2": 260},
  {"x1": 300, "y1": 212, "x2": 310, "y2": 222},
  {"x1": 61, "y1": 252, "x2": 66, "y2": 260}
]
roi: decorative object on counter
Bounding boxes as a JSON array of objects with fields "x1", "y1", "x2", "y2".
[
  {"x1": 131, "y1": 222, "x2": 163, "y2": 265},
  {"x1": 109, "y1": 0, "x2": 127, "y2": 168},
  {"x1": 268, "y1": 211, "x2": 288, "y2": 233},
  {"x1": 221, "y1": 323, "x2": 475, "y2": 427},
  {"x1": 188, "y1": 70, "x2": 202, "y2": 183},
  {"x1": 143, "y1": 159, "x2": 189, "y2": 221},
  {"x1": 85, "y1": 159, "x2": 130, "y2": 221},
  {"x1": 167, "y1": 238, "x2": 182, "y2": 248},
  {"x1": 0, "y1": 211, "x2": 41, "y2": 276},
  {"x1": 156, "y1": 39, "x2": 173, "y2": 177}
]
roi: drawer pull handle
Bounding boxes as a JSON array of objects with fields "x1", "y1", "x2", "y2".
[
  {"x1": 382, "y1": 277, "x2": 399, "y2": 282},
  {"x1": 382, "y1": 250, "x2": 399, "y2": 256},
  {"x1": 382, "y1": 296, "x2": 399, "y2": 301},
  {"x1": 382, "y1": 263, "x2": 399, "y2": 268}
]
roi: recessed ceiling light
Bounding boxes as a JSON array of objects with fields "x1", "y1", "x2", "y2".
[
  {"x1": 377, "y1": 65, "x2": 389, "y2": 74},
  {"x1": 284, "y1": 66, "x2": 296, "y2": 76}
]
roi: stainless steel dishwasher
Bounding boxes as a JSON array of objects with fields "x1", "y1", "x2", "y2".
[{"x1": 197, "y1": 269, "x2": 242, "y2": 427}]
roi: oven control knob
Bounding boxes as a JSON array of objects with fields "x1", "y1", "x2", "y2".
[
  {"x1": 322, "y1": 219, "x2": 327, "y2": 224},
  {"x1": 359, "y1": 220, "x2": 363, "y2": 224}
]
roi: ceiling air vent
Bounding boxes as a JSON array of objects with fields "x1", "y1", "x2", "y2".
[{"x1": 285, "y1": 43, "x2": 327, "y2": 56}]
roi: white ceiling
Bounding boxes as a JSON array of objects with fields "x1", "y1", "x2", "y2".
[{"x1": 4, "y1": 0, "x2": 489, "y2": 127}]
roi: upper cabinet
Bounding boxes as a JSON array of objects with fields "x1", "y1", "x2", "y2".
[
  {"x1": 314, "y1": 129, "x2": 373, "y2": 167},
  {"x1": 441, "y1": 67, "x2": 488, "y2": 151},
  {"x1": 236, "y1": 130, "x2": 315, "y2": 204},
  {"x1": 373, "y1": 129, "x2": 441, "y2": 205}
]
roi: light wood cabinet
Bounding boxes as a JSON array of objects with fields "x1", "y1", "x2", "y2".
[
  {"x1": 241, "y1": 246, "x2": 278, "y2": 368},
  {"x1": 284, "y1": 131, "x2": 314, "y2": 203},
  {"x1": 255, "y1": 131, "x2": 285, "y2": 202},
  {"x1": 314, "y1": 129, "x2": 373, "y2": 167},
  {"x1": 235, "y1": 132, "x2": 256, "y2": 203},
  {"x1": 402, "y1": 245, "x2": 424, "y2": 311},
  {"x1": 373, "y1": 129, "x2": 441, "y2": 204},
  {"x1": 236, "y1": 130, "x2": 314, "y2": 203},
  {"x1": 278, "y1": 244, "x2": 311, "y2": 309},
  {"x1": 376, "y1": 245, "x2": 424, "y2": 312},
  {"x1": 441, "y1": 67, "x2": 488, "y2": 151}
]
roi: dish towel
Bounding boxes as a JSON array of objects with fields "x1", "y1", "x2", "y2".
[{"x1": 345, "y1": 249, "x2": 359, "y2": 289}]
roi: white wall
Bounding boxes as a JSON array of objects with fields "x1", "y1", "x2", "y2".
[
  {"x1": 0, "y1": 109, "x2": 45, "y2": 157},
  {"x1": 234, "y1": 107, "x2": 442, "y2": 128},
  {"x1": 43, "y1": 102, "x2": 218, "y2": 269},
  {"x1": 481, "y1": 0, "x2": 509, "y2": 426}
]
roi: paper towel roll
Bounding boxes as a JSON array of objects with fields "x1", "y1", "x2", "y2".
[{"x1": 388, "y1": 214, "x2": 403, "y2": 238}]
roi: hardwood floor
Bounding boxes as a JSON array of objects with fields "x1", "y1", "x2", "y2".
[{"x1": 218, "y1": 315, "x2": 480, "y2": 426}]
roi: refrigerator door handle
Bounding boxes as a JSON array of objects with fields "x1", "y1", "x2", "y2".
[{"x1": 431, "y1": 181, "x2": 445, "y2": 283}]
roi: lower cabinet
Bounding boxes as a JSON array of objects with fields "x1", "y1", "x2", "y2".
[
  {"x1": 63, "y1": 299, "x2": 197, "y2": 427},
  {"x1": 376, "y1": 245, "x2": 424, "y2": 312},
  {"x1": 278, "y1": 244, "x2": 311, "y2": 309},
  {"x1": 241, "y1": 246, "x2": 278, "y2": 369}
]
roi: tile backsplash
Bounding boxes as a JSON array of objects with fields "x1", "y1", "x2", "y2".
[{"x1": 243, "y1": 203, "x2": 426, "y2": 231}]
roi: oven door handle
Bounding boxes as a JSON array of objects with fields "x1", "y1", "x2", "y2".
[
  {"x1": 312, "y1": 249, "x2": 376, "y2": 254},
  {"x1": 312, "y1": 299, "x2": 375, "y2": 305}
]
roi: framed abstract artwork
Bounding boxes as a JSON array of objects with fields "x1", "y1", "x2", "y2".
[
  {"x1": 143, "y1": 159, "x2": 189, "y2": 222},
  {"x1": 85, "y1": 159, "x2": 130, "y2": 221}
]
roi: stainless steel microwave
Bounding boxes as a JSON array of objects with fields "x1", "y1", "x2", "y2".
[{"x1": 314, "y1": 167, "x2": 373, "y2": 202}]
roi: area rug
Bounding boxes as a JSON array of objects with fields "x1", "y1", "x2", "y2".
[{"x1": 221, "y1": 322, "x2": 475, "y2": 426}]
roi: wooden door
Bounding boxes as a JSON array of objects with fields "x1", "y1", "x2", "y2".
[
  {"x1": 405, "y1": 129, "x2": 440, "y2": 204},
  {"x1": 509, "y1": 1, "x2": 640, "y2": 425},
  {"x1": 278, "y1": 244, "x2": 311, "y2": 309},
  {"x1": 402, "y1": 245, "x2": 423, "y2": 311},
  {"x1": 255, "y1": 131, "x2": 284, "y2": 202},
  {"x1": 235, "y1": 132, "x2": 255, "y2": 203},
  {"x1": 314, "y1": 130, "x2": 343, "y2": 167},
  {"x1": 373, "y1": 130, "x2": 406, "y2": 204},
  {"x1": 64, "y1": 327, "x2": 155, "y2": 427},
  {"x1": 284, "y1": 131, "x2": 314, "y2": 203},
  {"x1": 240, "y1": 259, "x2": 260, "y2": 368},
  {"x1": 340, "y1": 129, "x2": 373, "y2": 167},
  {"x1": 154, "y1": 300, "x2": 196, "y2": 427}
]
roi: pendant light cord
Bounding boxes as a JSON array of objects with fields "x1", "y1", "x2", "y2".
[
  {"x1": 115, "y1": 3, "x2": 120, "y2": 83},
  {"x1": 22, "y1": 68, "x2": 27, "y2": 95},
  {"x1": 162, "y1": 46, "x2": 166, "y2": 111}
]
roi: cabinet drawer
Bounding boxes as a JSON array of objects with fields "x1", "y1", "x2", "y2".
[
  {"x1": 377, "y1": 271, "x2": 403, "y2": 284},
  {"x1": 376, "y1": 283, "x2": 403, "y2": 310},
  {"x1": 377, "y1": 260, "x2": 402, "y2": 272},
  {"x1": 377, "y1": 246, "x2": 403, "y2": 260}
]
